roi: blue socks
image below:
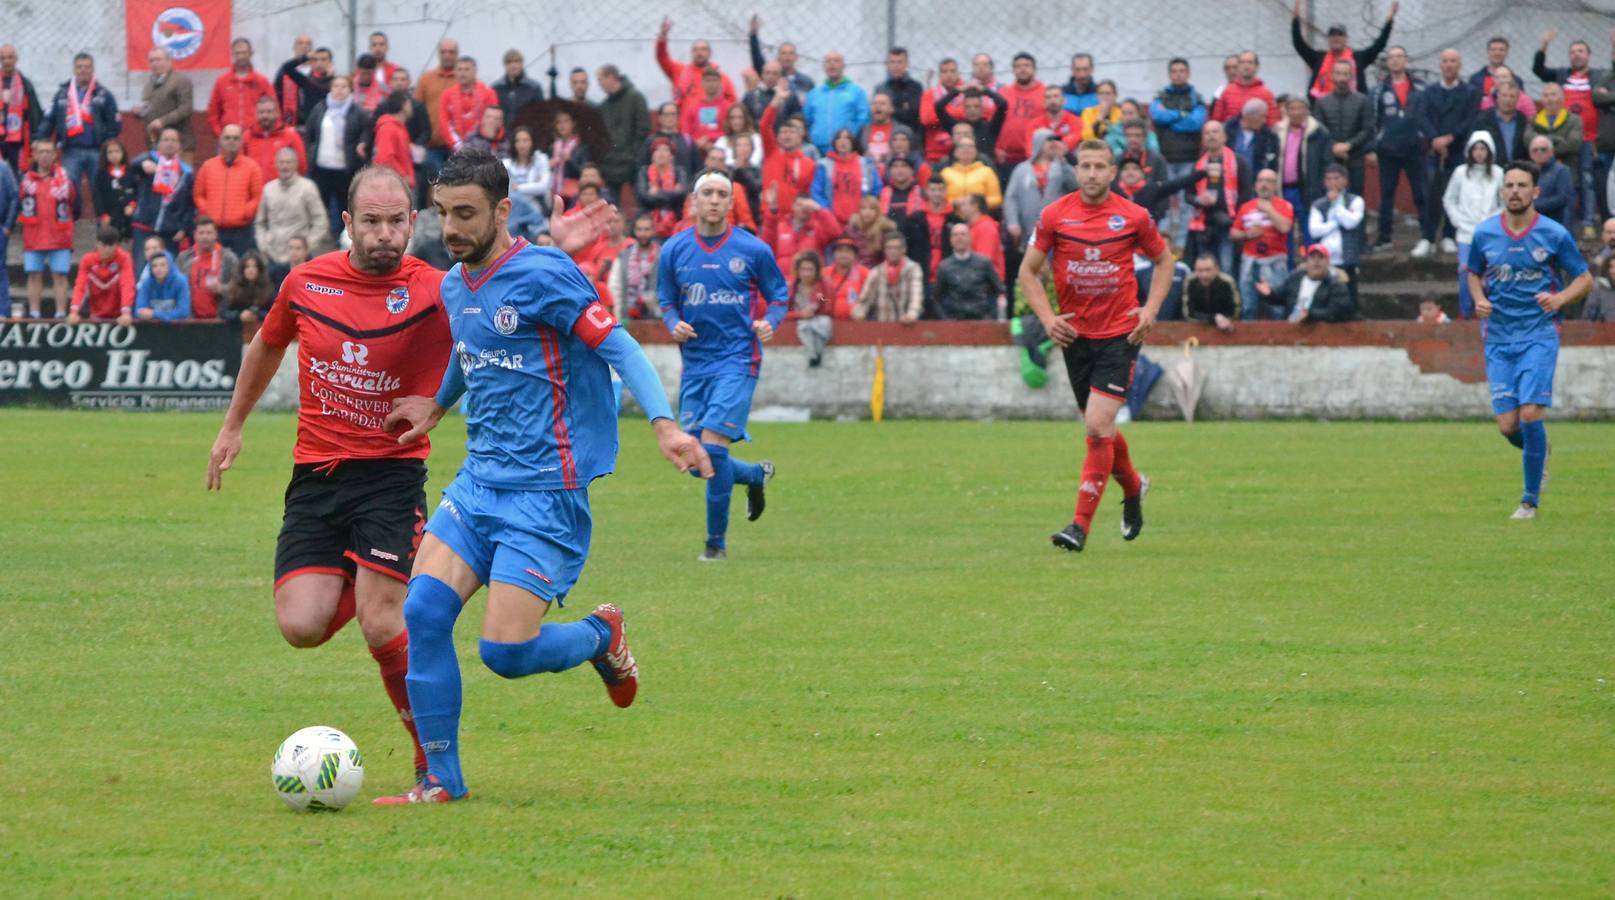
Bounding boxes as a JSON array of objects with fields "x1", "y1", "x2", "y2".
[
  {"x1": 704, "y1": 443, "x2": 733, "y2": 548},
  {"x1": 730, "y1": 456, "x2": 765, "y2": 487},
  {"x1": 1502, "y1": 428, "x2": 1525, "y2": 449},
  {"x1": 1520, "y1": 420, "x2": 1546, "y2": 506},
  {"x1": 479, "y1": 618, "x2": 608, "y2": 679},
  {"x1": 402, "y1": 574, "x2": 467, "y2": 797}
]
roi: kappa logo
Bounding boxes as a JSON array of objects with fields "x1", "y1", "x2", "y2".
[
  {"x1": 494, "y1": 305, "x2": 520, "y2": 335},
  {"x1": 728, "y1": 256, "x2": 747, "y2": 274},
  {"x1": 369, "y1": 548, "x2": 400, "y2": 562},
  {"x1": 463, "y1": 307, "x2": 481, "y2": 314},
  {"x1": 304, "y1": 281, "x2": 344, "y2": 296},
  {"x1": 1108, "y1": 214, "x2": 1126, "y2": 231},
  {"x1": 386, "y1": 286, "x2": 410, "y2": 314}
]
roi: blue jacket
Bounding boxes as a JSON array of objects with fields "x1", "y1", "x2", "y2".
[
  {"x1": 0, "y1": 161, "x2": 18, "y2": 233},
  {"x1": 1372, "y1": 77, "x2": 1428, "y2": 158},
  {"x1": 135, "y1": 252, "x2": 192, "y2": 320},
  {"x1": 44, "y1": 79, "x2": 120, "y2": 151},
  {"x1": 1419, "y1": 80, "x2": 1480, "y2": 158},
  {"x1": 1535, "y1": 160, "x2": 1573, "y2": 225},
  {"x1": 803, "y1": 78, "x2": 870, "y2": 152},
  {"x1": 129, "y1": 152, "x2": 196, "y2": 240},
  {"x1": 1150, "y1": 83, "x2": 1209, "y2": 163}
]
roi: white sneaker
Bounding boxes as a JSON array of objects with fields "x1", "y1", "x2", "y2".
[
  {"x1": 1440, "y1": 237, "x2": 1458, "y2": 255},
  {"x1": 1410, "y1": 239, "x2": 1434, "y2": 258},
  {"x1": 1510, "y1": 503, "x2": 1538, "y2": 520}
]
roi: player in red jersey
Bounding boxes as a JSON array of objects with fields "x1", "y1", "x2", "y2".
[
  {"x1": 1018, "y1": 140, "x2": 1175, "y2": 552},
  {"x1": 206, "y1": 166, "x2": 446, "y2": 783}
]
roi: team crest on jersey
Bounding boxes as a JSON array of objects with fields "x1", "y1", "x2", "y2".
[
  {"x1": 386, "y1": 286, "x2": 410, "y2": 314},
  {"x1": 1531, "y1": 247, "x2": 1549, "y2": 263},
  {"x1": 494, "y1": 305, "x2": 520, "y2": 335},
  {"x1": 1107, "y1": 215, "x2": 1126, "y2": 231},
  {"x1": 728, "y1": 256, "x2": 747, "y2": 274}
]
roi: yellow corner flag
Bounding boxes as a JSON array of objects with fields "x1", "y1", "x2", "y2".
[{"x1": 870, "y1": 346, "x2": 886, "y2": 423}]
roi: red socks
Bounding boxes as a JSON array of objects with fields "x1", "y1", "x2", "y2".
[
  {"x1": 369, "y1": 631, "x2": 428, "y2": 774},
  {"x1": 315, "y1": 582, "x2": 357, "y2": 645},
  {"x1": 1111, "y1": 430, "x2": 1142, "y2": 497},
  {"x1": 1073, "y1": 434, "x2": 1115, "y2": 531}
]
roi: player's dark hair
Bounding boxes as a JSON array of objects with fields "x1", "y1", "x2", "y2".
[
  {"x1": 74, "y1": 52, "x2": 94, "y2": 65},
  {"x1": 1014, "y1": 52, "x2": 1035, "y2": 67},
  {"x1": 356, "y1": 53, "x2": 377, "y2": 70},
  {"x1": 459, "y1": 55, "x2": 477, "y2": 68},
  {"x1": 195, "y1": 215, "x2": 217, "y2": 231},
  {"x1": 1489, "y1": 36, "x2": 1509, "y2": 48},
  {"x1": 938, "y1": 56, "x2": 957, "y2": 69},
  {"x1": 231, "y1": 38, "x2": 251, "y2": 52},
  {"x1": 927, "y1": 171, "x2": 947, "y2": 185},
  {"x1": 437, "y1": 147, "x2": 509, "y2": 207},
  {"x1": 1504, "y1": 160, "x2": 1541, "y2": 185},
  {"x1": 346, "y1": 164, "x2": 413, "y2": 211},
  {"x1": 1323, "y1": 162, "x2": 1349, "y2": 179},
  {"x1": 884, "y1": 232, "x2": 907, "y2": 249},
  {"x1": 889, "y1": 47, "x2": 908, "y2": 59},
  {"x1": 1071, "y1": 52, "x2": 1093, "y2": 65},
  {"x1": 96, "y1": 224, "x2": 120, "y2": 246},
  {"x1": 1169, "y1": 57, "x2": 1189, "y2": 70}
]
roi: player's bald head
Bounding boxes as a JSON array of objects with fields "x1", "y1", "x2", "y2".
[{"x1": 347, "y1": 165, "x2": 413, "y2": 214}]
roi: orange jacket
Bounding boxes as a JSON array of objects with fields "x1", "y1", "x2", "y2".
[
  {"x1": 245, "y1": 126, "x2": 308, "y2": 180},
  {"x1": 414, "y1": 66, "x2": 458, "y2": 148},
  {"x1": 193, "y1": 154, "x2": 264, "y2": 228}
]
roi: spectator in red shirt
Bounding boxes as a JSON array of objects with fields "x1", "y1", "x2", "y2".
[
  {"x1": 365, "y1": 31, "x2": 402, "y2": 86},
  {"x1": 67, "y1": 225, "x2": 133, "y2": 322},
  {"x1": 371, "y1": 92, "x2": 416, "y2": 188},
  {"x1": 1025, "y1": 84, "x2": 1084, "y2": 152},
  {"x1": 823, "y1": 237, "x2": 868, "y2": 320},
  {"x1": 956, "y1": 192, "x2": 1004, "y2": 280},
  {"x1": 761, "y1": 190, "x2": 842, "y2": 275},
  {"x1": 19, "y1": 139, "x2": 76, "y2": 317},
  {"x1": 1230, "y1": 168, "x2": 1295, "y2": 318},
  {"x1": 637, "y1": 138, "x2": 690, "y2": 238},
  {"x1": 760, "y1": 93, "x2": 815, "y2": 211},
  {"x1": 177, "y1": 217, "x2": 239, "y2": 319},
  {"x1": 440, "y1": 56, "x2": 498, "y2": 152},
  {"x1": 245, "y1": 95, "x2": 308, "y2": 179},
  {"x1": 656, "y1": 17, "x2": 736, "y2": 119},
  {"x1": 918, "y1": 57, "x2": 967, "y2": 164},
  {"x1": 208, "y1": 38, "x2": 275, "y2": 137},
  {"x1": 1211, "y1": 51, "x2": 1280, "y2": 127},
  {"x1": 680, "y1": 68, "x2": 732, "y2": 155},
  {"x1": 998, "y1": 53, "x2": 1047, "y2": 170}
]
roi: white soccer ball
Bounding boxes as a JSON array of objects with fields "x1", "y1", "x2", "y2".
[{"x1": 271, "y1": 726, "x2": 365, "y2": 812}]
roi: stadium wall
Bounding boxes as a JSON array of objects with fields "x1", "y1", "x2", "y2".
[{"x1": 258, "y1": 322, "x2": 1615, "y2": 420}]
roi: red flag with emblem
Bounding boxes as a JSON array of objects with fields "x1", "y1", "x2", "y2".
[{"x1": 126, "y1": 0, "x2": 233, "y2": 71}]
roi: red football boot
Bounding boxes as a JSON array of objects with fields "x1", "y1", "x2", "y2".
[
  {"x1": 372, "y1": 773, "x2": 467, "y2": 806},
  {"x1": 589, "y1": 604, "x2": 639, "y2": 709}
]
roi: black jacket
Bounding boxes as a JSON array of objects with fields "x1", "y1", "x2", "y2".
[
  {"x1": 1225, "y1": 120, "x2": 1281, "y2": 175},
  {"x1": 492, "y1": 75, "x2": 544, "y2": 126},
  {"x1": 0, "y1": 72, "x2": 44, "y2": 143},
  {"x1": 1312, "y1": 90, "x2": 1375, "y2": 160},
  {"x1": 44, "y1": 79, "x2": 119, "y2": 150},
  {"x1": 1276, "y1": 268, "x2": 1354, "y2": 322},
  {"x1": 93, "y1": 164, "x2": 138, "y2": 237},
  {"x1": 128, "y1": 152, "x2": 195, "y2": 239},
  {"x1": 1474, "y1": 109, "x2": 1535, "y2": 163},
  {"x1": 302, "y1": 101, "x2": 373, "y2": 173},
  {"x1": 1371, "y1": 77, "x2": 1427, "y2": 157},
  {"x1": 1184, "y1": 273, "x2": 1239, "y2": 322},
  {"x1": 273, "y1": 57, "x2": 331, "y2": 126},
  {"x1": 933, "y1": 88, "x2": 1009, "y2": 161},
  {"x1": 879, "y1": 75, "x2": 926, "y2": 132},
  {"x1": 934, "y1": 252, "x2": 1004, "y2": 319}
]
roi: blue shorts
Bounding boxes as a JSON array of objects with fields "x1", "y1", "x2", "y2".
[
  {"x1": 1485, "y1": 338, "x2": 1558, "y2": 415},
  {"x1": 23, "y1": 249, "x2": 71, "y2": 274},
  {"x1": 679, "y1": 373, "x2": 755, "y2": 441},
  {"x1": 425, "y1": 473, "x2": 592, "y2": 605}
]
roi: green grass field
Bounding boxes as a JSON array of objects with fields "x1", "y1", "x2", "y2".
[{"x1": 2, "y1": 410, "x2": 1612, "y2": 896}]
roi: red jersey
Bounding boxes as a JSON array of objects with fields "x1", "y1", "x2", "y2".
[
  {"x1": 1032, "y1": 191, "x2": 1165, "y2": 339},
  {"x1": 258, "y1": 252, "x2": 452, "y2": 464},
  {"x1": 1234, "y1": 197, "x2": 1294, "y2": 259},
  {"x1": 997, "y1": 80, "x2": 1047, "y2": 164}
]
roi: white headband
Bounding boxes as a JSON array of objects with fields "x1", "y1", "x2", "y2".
[{"x1": 693, "y1": 170, "x2": 733, "y2": 193}]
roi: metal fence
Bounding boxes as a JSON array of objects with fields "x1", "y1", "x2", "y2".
[{"x1": 8, "y1": 0, "x2": 1615, "y2": 110}]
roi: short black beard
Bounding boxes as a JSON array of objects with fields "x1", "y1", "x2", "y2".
[{"x1": 451, "y1": 218, "x2": 501, "y2": 266}]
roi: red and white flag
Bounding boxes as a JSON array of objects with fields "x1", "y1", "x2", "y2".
[{"x1": 126, "y1": 0, "x2": 233, "y2": 71}]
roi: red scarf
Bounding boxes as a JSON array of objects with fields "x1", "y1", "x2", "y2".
[
  {"x1": 153, "y1": 155, "x2": 182, "y2": 195},
  {"x1": 19, "y1": 164, "x2": 71, "y2": 224},
  {"x1": 884, "y1": 259, "x2": 904, "y2": 288},
  {"x1": 1309, "y1": 48, "x2": 1356, "y2": 99},
  {"x1": 442, "y1": 84, "x2": 486, "y2": 146},
  {"x1": 1191, "y1": 147, "x2": 1239, "y2": 232},
  {"x1": 2, "y1": 70, "x2": 28, "y2": 144},
  {"x1": 647, "y1": 165, "x2": 679, "y2": 236},
  {"x1": 878, "y1": 184, "x2": 923, "y2": 217},
  {"x1": 66, "y1": 77, "x2": 95, "y2": 137}
]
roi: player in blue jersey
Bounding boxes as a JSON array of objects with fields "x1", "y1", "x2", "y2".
[
  {"x1": 375, "y1": 149, "x2": 712, "y2": 804},
  {"x1": 1465, "y1": 160, "x2": 1592, "y2": 520},
  {"x1": 658, "y1": 169, "x2": 791, "y2": 561}
]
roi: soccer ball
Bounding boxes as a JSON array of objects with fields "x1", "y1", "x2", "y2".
[{"x1": 271, "y1": 726, "x2": 365, "y2": 812}]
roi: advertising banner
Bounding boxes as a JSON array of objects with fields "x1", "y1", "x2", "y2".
[{"x1": 0, "y1": 320, "x2": 242, "y2": 410}]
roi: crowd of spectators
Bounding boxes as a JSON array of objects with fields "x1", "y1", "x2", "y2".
[{"x1": 4, "y1": 7, "x2": 1615, "y2": 328}]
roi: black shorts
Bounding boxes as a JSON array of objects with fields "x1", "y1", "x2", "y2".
[
  {"x1": 1062, "y1": 336, "x2": 1140, "y2": 411},
  {"x1": 274, "y1": 458, "x2": 428, "y2": 589}
]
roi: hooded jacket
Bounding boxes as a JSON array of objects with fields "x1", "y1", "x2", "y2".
[
  {"x1": 1003, "y1": 132, "x2": 1079, "y2": 242},
  {"x1": 1442, "y1": 132, "x2": 1504, "y2": 244}
]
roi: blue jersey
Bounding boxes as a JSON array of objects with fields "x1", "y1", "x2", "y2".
[
  {"x1": 1467, "y1": 213, "x2": 1586, "y2": 346},
  {"x1": 657, "y1": 225, "x2": 789, "y2": 379},
  {"x1": 440, "y1": 239, "x2": 623, "y2": 491}
]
